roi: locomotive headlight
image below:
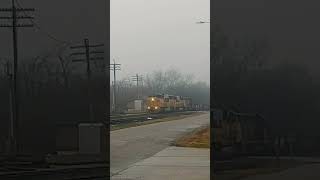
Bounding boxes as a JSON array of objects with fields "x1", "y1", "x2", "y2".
[
  {"x1": 151, "y1": 98, "x2": 155, "y2": 101},
  {"x1": 155, "y1": 106, "x2": 158, "y2": 110}
]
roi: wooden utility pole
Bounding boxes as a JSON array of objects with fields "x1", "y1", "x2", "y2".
[
  {"x1": 131, "y1": 74, "x2": 143, "y2": 99},
  {"x1": 109, "y1": 59, "x2": 121, "y2": 112},
  {"x1": 70, "y1": 39, "x2": 104, "y2": 122},
  {"x1": 6, "y1": 61, "x2": 14, "y2": 153},
  {"x1": 0, "y1": 1, "x2": 35, "y2": 154}
]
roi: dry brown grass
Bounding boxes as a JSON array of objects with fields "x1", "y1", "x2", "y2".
[{"x1": 175, "y1": 126, "x2": 210, "y2": 148}]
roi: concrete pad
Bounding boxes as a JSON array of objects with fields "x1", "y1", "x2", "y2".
[
  {"x1": 112, "y1": 166, "x2": 209, "y2": 180},
  {"x1": 112, "y1": 146, "x2": 210, "y2": 180}
]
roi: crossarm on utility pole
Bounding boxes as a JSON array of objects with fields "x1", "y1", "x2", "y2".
[
  {"x1": 110, "y1": 59, "x2": 121, "y2": 112},
  {"x1": 70, "y1": 39, "x2": 105, "y2": 121}
]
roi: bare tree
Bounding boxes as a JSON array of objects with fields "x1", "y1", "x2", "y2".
[{"x1": 58, "y1": 55, "x2": 72, "y2": 88}]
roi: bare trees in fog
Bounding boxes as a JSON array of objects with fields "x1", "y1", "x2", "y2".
[
  {"x1": 144, "y1": 69, "x2": 195, "y2": 95},
  {"x1": 0, "y1": 45, "x2": 107, "y2": 153},
  {"x1": 211, "y1": 23, "x2": 319, "y2": 141}
]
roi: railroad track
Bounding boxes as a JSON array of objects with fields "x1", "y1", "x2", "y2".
[
  {"x1": 110, "y1": 111, "x2": 196, "y2": 125},
  {"x1": 0, "y1": 163, "x2": 108, "y2": 180}
]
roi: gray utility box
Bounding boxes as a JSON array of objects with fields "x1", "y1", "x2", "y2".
[
  {"x1": 78, "y1": 123, "x2": 106, "y2": 155},
  {"x1": 134, "y1": 100, "x2": 143, "y2": 111}
]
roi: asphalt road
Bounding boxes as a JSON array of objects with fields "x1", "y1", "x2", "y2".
[{"x1": 110, "y1": 112, "x2": 209, "y2": 176}]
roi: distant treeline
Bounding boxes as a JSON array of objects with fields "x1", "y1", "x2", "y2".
[{"x1": 111, "y1": 69, "x2": 210, "y2": 111}]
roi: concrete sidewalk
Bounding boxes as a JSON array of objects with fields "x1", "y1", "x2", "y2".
[
  {"x1": 111, "y1": 146, "x2": 210, "y2": 180},
  {"x1": 242, "y1": 164, "x2": 320, "y2": 180}
]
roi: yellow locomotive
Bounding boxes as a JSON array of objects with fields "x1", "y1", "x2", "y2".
[
  {"x1": 212, "y1": 109, "x2": 268, "y2": 153},
  {"x1": 146, "y1": 94, "x2": 192, "y2": 113}
]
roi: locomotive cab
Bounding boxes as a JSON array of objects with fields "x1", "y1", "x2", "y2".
[
  {"x1": 146, "y1": 95, "x2": 164, "y2": 113},
  {"x1": 146, "y1": 94, "x2": 193, "y2": 113}
]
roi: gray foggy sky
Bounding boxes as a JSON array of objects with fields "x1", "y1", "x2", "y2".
[{"x1": 111, "y1": 0, "x2": 210, "y2": 83}]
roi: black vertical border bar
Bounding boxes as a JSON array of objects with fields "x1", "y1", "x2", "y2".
[
  {"x1": 105, "y1": 0, "x2": 111, "y2": 178},
  {"x1": 210, "y1": 0, "x2": 214, "y2": 179}
]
